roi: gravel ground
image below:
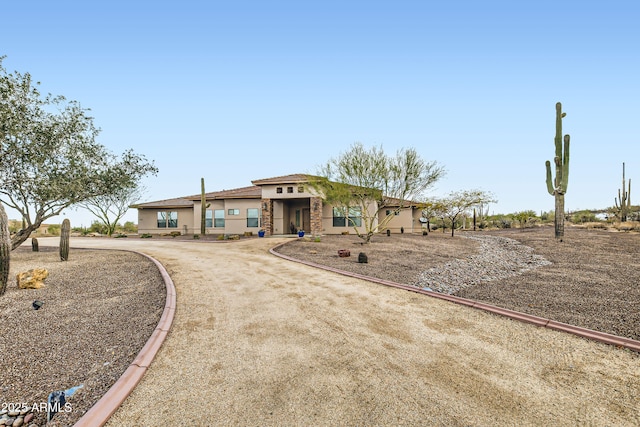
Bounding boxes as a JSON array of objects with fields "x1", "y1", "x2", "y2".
[
  {"x1": 1, "y1": 228, "x2": 638, "y2": 426},
  {"x1": 274, "y1": 226, "x2": 640, "y2": 341},
  {"x1": 0, "y1": 247, "x2": 165, "y2": 426}
]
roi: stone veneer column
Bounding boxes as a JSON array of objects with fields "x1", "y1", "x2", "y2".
[
  {"x1": 261, "y1": 199, "x2": 273, "y2": 235},
  {"x1": 310, "y1": 197, "x2": 323, "y2": 236}
]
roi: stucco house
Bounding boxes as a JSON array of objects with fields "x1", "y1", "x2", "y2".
[{"x1": 133, "y1": 174, "x2": 424, "y2": 236}]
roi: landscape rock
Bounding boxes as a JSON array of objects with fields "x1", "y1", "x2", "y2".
[
  {"x1": 338, "y1": 249, "x2": 350, "y2": 257},
  {"x1": 17, "y1": 268, "x2": 49, "y2": 289},
  {"x1": 415, "y1": 235, "x2": 551, "y2": 294}
]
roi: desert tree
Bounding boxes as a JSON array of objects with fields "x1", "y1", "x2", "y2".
[
  {"x1": 437, "y1": 190, "x2": 496, "y2": 237},
  {"x1": 77, "y1": 149, "x2": 157, "y2": 237},
  {"x1": 0, "y1": 57, "x2": 157, "y2": 248},
  {"x1": 419, "y1": 200, "x2": 447, "y2": 233},
  {"x1": 310, "y1": 142, "x2": 445, "y2": 243}
]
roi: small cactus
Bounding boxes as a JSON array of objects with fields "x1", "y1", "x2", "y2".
[
  {"x1": 0, "y1": 203, "x2": 10, "y2": 296},
  {"x1": 358, "y1": 252, "x2": 368, "y2": 263},
  {"x1": 32, "y1": 238, "x2": 39, "y2": 252},
  {"x1": 60, "y1": 219, "x2": 70, "y2": 261}
]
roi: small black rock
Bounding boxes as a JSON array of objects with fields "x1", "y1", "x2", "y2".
[
  {"x1": 358, "y1": 252, "x2": 368, "y2": 263},
  {"x1": 32, "y1": 300, "x2": 44, "y2": 310}
]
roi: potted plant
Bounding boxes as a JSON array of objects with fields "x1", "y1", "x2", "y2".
[
  {"x1": 258, "y1": 229, "x2": 266, "y2": 237},
  {"x1": 297, "y1": 230, "x2": 305, "y2": 238}
]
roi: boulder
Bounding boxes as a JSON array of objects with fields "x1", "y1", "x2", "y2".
[
  {"x1": 338, "y1": 249, "x2": 350, "y2": 257},
  {"x1": 17, "y1": 268, "x2": 49, "y2": 289}
]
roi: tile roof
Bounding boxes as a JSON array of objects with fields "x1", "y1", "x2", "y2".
[
  {"x1": 185, "y1": 185, "x2": 262, "y2": 200},
  {"x1": 251, "y1": 173, "x2": 313, "y2": 185},
  {"x1": 131, "y1": 197, "x2": 195, "y2": 209}
]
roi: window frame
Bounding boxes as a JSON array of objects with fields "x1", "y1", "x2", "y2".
[
  {"x1": 214, "y1": 209, "x2": 225, "y2": 228},
  {"x1": 247, "y1": 208, "x2": 259, "y2": 228}
]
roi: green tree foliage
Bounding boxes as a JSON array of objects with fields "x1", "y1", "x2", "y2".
[
  {"x1": 513, "y1": 210, "x2": 538, "y2": 228},
  {"x1": 46, "y1": 224, "x2": 61, "y2": 236},
  {"x1": 310, "y1": 143, "x2": 445, "y2": 243},
  {"x1": 570, "y1": 210, "x2": 597, "y2": 224},
  {"x1": 122, "y1": 221, "x2": 137, "y2": 233},
  {"x1": 436, "y1": 190, "x2": 496, "y2": 237},
  {"x1": 0, "y1": 57, "x2": 157, "y2": 248},
  {"x1": 77, "y1": 178, "x2": 150, "y2": 237}
]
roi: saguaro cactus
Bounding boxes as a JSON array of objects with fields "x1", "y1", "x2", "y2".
[
  {"x1": 0, "y1": 203, "x2": 10, "y2": 296},
  {"x1": 200, "y1": 178, "x2": 211, "y2": 235},
  {"x1": 615, "y1": 162, "x2": 631, "y2": 222},
  {"x1": 60, "y1": 219, "x2": 70, "y2": 261},
  {"x1": 545, "y1": 102, "x2": 570, "y2": 240}
]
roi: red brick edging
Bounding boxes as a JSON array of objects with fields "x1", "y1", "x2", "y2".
[
  {"x1": 269, "y1": 243, "x2": 640, "y2": 353},
  {"x1": 74, "y1": 251, "x2": 177, "y2": 426}
]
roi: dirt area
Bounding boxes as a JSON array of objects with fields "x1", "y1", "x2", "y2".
[
  {"x1": 0, "y1": 247, "x2": 165, "y2": 426},
  {"x1": 275, "y1": 226, "x2": 640, "y2": 341},
  {"x1": 1, "y1": 231, "x2": 639, "y2": 426}
]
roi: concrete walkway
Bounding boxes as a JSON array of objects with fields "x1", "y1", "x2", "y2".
[{"x1": 42, "y1": 237, "x2": 640, "y2": 426}]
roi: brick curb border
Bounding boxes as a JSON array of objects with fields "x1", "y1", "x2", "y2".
[
  {"x1": 74, "y1": 251, "x2": 177, "y2": 426},
  {"x1": 270, "y1": 243, "x2": 640, "y2": 353}
]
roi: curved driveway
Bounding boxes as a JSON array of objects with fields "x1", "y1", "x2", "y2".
[{"x1": 56, "y1": 237, "x2": 639, "y2": 426}]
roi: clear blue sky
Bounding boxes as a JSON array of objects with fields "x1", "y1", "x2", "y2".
[{"x1": 2, "y1": 1, "x2": 639, "y2": 227}]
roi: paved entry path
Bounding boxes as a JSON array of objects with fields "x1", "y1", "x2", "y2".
[{"x1": 58, "y1": 237, "x2": 638, "y2": 426}]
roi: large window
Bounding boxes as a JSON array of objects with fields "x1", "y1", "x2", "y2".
[
  {"x1": 247, "y1": 208, "x2": 259, "y2": 227},
  {"x1": 157, "y1": 211, "x2": 178, "y2": 228},
  {"x1": 214, "y1": 209, "x2": 225, "y2": 227},
  {"x1": 333, "y1": 207, "x2": 361, "y2": 227},
  {"x1": 332, "y1": 207, "x2": 346, "y2": 227},
  {"x1": 348, "y1": 207, "x2": 362, "y2": 227},
  {"x1": 205, "y1": 210, "x2": 213, "y2": 228}
]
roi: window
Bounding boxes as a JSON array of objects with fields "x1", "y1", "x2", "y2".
[
  {"x1": 333, "y1": 207, "x2": 361, "y2": 227},
  {"x1": 167, "y1": 212, "x2": 178, "y2": 228},
  {"x1": 348, "y1": 207, "x2": 362, "y2": 227},
  {"x1": 276, "y1": 187, "x2": 283, "y2": 193},
  {"x1": 332, "y1": 207, "x2": 346, "y2": 227},
  {"x1": 205, "y1": 210, "x2": 213, "y2": 228},
  {"x1": 287, "y1": 186, "x2": 293, "y2": 193},
  {"x1": 298, "y1": 186, "x2": 304, "y2": 193},
  {"x1": 214, "y1": 209, "x2": 225, "y2": 227},
  {"x1": 247, "y1": 208, "x2": 259, "y2": 227},
  {"x1": 157, "y1": 212, "x2": 167, "y2": 228},
  {"x1": 157, "y1": 211, "x2": 178, "y2": 228},
  {"x1": 295, "y1": 209, "x2": 301, "y2": 228},
  {"x1": 386, "y1": 209, "x2": 400, "y2": 216},
  {"x1": 228, "y1": 209, "x2": 239, "y2": 215}
]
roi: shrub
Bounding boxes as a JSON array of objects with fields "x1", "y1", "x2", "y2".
[{"x1": 47, "y1": 224, "x2": 61, "y2": 236}]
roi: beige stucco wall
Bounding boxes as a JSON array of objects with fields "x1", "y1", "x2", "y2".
[
  {"x1": 379, "y1": 207, "x2": 417, "y2": 233},
  {"x1": 137, "y1": 207, "x2": 195, "y2": 235},
  {"x1": 320, "y1": 200, "x2": 377, "y2": 236},
  {"x1": 193, "y1": 199, "x2": 262, "y2": 235},
  {"x1": 261, "y1": 183, "x2": 319, "y2": 199}
]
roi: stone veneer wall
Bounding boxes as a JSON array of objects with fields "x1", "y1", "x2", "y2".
[
  {"x1": 261, "y1": 199, "x2": 273, "y2": 235},
  {"x1": 310, "y1": 197, "x2": 323, "y2": 236}
]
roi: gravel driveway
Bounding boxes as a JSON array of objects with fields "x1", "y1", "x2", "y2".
[{"x1": 41, "y1": 236, "x2": 640, "y2": 426}]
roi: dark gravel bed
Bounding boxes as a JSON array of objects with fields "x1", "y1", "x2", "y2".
[
  {"x1": 275, "y1": 226, "x2": 640, "y2": 342},
  {"x1": 0, "y1": 247, "x2": 166, "y2": 426}
]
